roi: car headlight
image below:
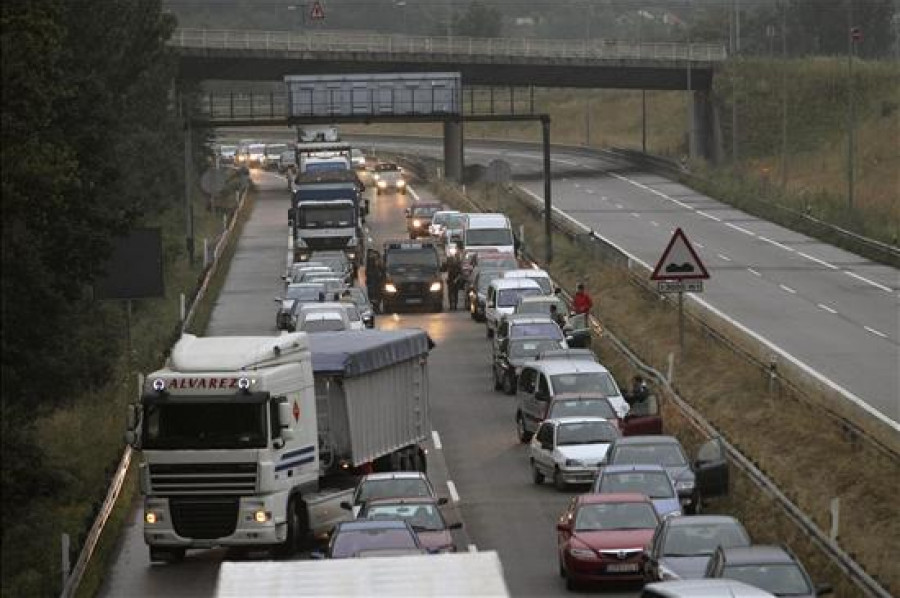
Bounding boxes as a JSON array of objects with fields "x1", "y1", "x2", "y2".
[
  {"x1": 396, "y1": 179, "x2": 406, "y2": 187},
  {"x1": 429, "y1": 281, "x2": 442, "y2": 292},
  {"x1": 447, "y1": 245, "x2": 458, "y2": 256},
  {"x1": 377, "y1": 180, "x2": 387, "y2": 188},
  {"x1": 384, "y1": 283, "x2": 397, "y2": 294},
  {"x1": 565, "y1": 459, "x2": 584, "y2": 467},
  {"x1": 657, "y1": 563, "x2": 681, "y2": 581},
  {"x1": 675, "y1": 480, "x2": 695, "y2": 492},
  {"x1": 413, "y1": 219, "x2": 422, "y2": 227},
  {"x1": 373, "y1": 173, "x2": 380, "y2": 180},
  {"x1": 568, "y1": 547, "x2": 597, "y2": 559}
]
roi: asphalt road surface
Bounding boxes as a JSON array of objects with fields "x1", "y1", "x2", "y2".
[
  {"x1": 356, "y1": 136, "x2": 900, "y2": 427},
  {"x1": 101, "y1": 168, "x2": 639, "y2": 596}
]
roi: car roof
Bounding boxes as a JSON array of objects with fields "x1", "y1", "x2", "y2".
[
  {"x1": 362, "y1": 497, "x2": 439, "y2": 507},
  {"x1": 360, "y1": 471, "x2": 428, "y2": 481},
  {"x1": 716, "y1": 545, "x2": 795, "y2": 565},
  {"x1": 288, "y1": 282, "x2": 326, "y2": 289},
  {"x1": 664, "y1": 515, "x2": 745, "y2": 528},
  {"x1": 433, "y1": 210, "x2": 460, "y2": 216},
  {"x1": 521, "y1": 359, "x2": 610, "y2": 376},
  {"x1": 602, "y1": 464, "x2": 669, "y2": 474},
  {"x1": 501, "y1": 314, "x2": 556, "y2": 325},
  {"x1": 503, "y1": 269, "x2": 550, "y2": 278},
  {"x1": 577, "y1": 492, "x2": 652, "y2": 505},
  {"x1": 613, "y1": 435, "x2": 681, "y2": 447},
  {"x1": 300, "y1": 301, "x2": 348, "y2": 311},
  {"x1": 489, "y1": 278, "x2": 541, "y2": 290},
  {"x1": 536, "y1": 349, "x2": 597, "y2": 362},
  {"x1": 337, "y1": 519, "x2": 411, "y2": 532},
  {"x1": 642, "y1": 579, "x2": 777, "y2": 597},
  {"x1": 546, "y1": 416, "x2": 614, "y2": 426},
  {"x1": 551, "y1": 393, "x2": 614, "y2": 402}
]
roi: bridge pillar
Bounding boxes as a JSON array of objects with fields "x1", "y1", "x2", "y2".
[
  {"x1": 443, "y1": 119, "x2": 464, "y2": 183},
  {"x1": 691, "y1": 90, "x2": 716, "y2": 162}
]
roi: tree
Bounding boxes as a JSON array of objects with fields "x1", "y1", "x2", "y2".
[{"x1": 454, "y1": 1, "x2": 503, "y2": 38}]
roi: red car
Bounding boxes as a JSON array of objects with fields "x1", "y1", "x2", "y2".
[{"x1": 556, "y1": 493, "x2": 660, "y2": 591}]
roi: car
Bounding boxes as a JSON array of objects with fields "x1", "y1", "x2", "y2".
[
  {"x1": 379, "y1": 240, "x2": 444, "y2": 313},
  {"x1": 301, "y1": 273, "x2": 345, "y2": 296},
  {"x1": 342, "y1": 472, "x2": 437, "y2": 518},
  {"x1": 350, "y1": 148, "x2": 367, "y2": 170},
  {"x1": 515, "y1": 360, "x2": 629, "y2": 443},
  {"x1": 557, "y1": 493, "x2": 661, "y2": 590},
  {"x1": 217, "y1": 144, "x2": 237, "y2": 165},
  {"x1": 493, "y1": 336, "x2": 568, "y2": 395},
  {"x1": 246, "y1": 143, "x2": 266, "y2": 167},
  {"x1": 358, "y1": 497, "x2": 461, "y2": 553},
  {"x1": 297, "y1": 310, "x2": 350, "y2": 333},
  {"x1": 484, "y1": 278, "x2": 543, "y2": 338},
  {"x1": 319, "y1": 520, "x2": 426, "y2": 559},
  {"x1": 603, "y1": 436, "x2": 730, "y2": 514},
  {"x1": 704, "y1": 545, "x2": 832, "y2": 597},
  {"x1": 275, "y1": 282, "x2": 327, "y2": 330},
  {"x1": 501, "y1": 268, "x2": 554, "y2": 295},
  {"x1": 514, "y1": 295, "x2": 592, "y2": 348},
  {"x1": 493, "y1": 314, "x2": 566, "y2": 358},
  {"x1": 645, "y1": 515, "x2": 752, "y2": 582},
  {"x1": 339, "y1": 287, "x2": 375, "y2": 328},
  {"x1": 308, "y1": 250, "x2": 354, "y2": 281},
  {"x1": 372, "y1": 162, "x2": 406, "y2": 194},
  {"x1": 591, "y1": 464, "x2": 682, "y2": 519},
  {"x1": 463, "y1": 250, "x2": 519, "y2": 286},
  {"x1": 428, "y1": 209, "x2": 461, "y2": 238},
  {"x1": 530, "y1": 417, "x2": 621, "y2": 490},
  {"x1": 461, "y1": 213, "x2": 515, "y2": 257},
  {"x1": 441, "y1": 216, "x2": 467, "y2": 258},
  {"x1": 641, "y1": 579, "x2": 777, "y2": 597},
  {"x1": 467, "y1": 267, "x2": 505, "y2": 322},
  {"x1": 545, "y1": 394, "x2": 663, "y2": 437},
  {"x1": 406, "y1": 202, "x2": 443, "y2": 239},
  {"x1": 263, "y1": 143, "x2": 288, "y2": 170}
]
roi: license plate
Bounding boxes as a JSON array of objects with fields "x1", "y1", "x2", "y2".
[
  {"x1": 405, "y1": 298, "x2": 423, "y2": 304},
  {"x1": 605, "y1": 563, "x2": 638, "y2": 573}
]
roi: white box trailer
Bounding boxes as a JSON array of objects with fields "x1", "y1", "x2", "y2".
[
  {"x1": 215, "y1": 551, "x2": 510, "y2": 597},
  {"x1": 286, "y1": 73, "x2": 462, "y2": 118}
]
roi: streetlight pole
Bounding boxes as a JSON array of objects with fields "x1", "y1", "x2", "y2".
[
  {"x1": 686, "y1": 1, "x2": 695, "y2": 159},
  {"x1": 847, "y1": 1, "x2": 858, "y2": 210}
]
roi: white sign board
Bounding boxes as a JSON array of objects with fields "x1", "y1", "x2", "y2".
[{"x1": 657, "y1": 280, "x2": 703, "y2": 293}]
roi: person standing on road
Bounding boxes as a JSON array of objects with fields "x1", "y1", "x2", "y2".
[
  {"x1": 572, "y1": 282, "x2": 593, "y2": 315},
  {"x1": 445, "y1": 256, "x2": 463, "y2": 310},
  {"x1": 366, "y1": 254, "x2": 385, "y2": 312}
]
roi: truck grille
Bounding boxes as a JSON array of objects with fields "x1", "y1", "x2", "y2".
[
  {"x1": 305, "y1": 236, "x2": 351, "y2": 251},
  {"x1": 398, "y1": 282, "x2": 426, "y2": 296},
  {"x1": 149, "y1": 463, "x2": 257, "y2": 496},
  {"x1": 170, "y1": 496, "x2": 239, "y2": 540}
]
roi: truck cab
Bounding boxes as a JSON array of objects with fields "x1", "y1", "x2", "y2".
[{"x1": 378, "y1": 240, "x2": 444, "y2": 313}]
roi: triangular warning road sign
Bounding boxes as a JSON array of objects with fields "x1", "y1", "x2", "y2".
[
  {"x1": 650, "y1": 228, "x2": 710, "y2": 281},
  {"x1": 309, "y1": 0, "x2": 325, "y2": 20}
]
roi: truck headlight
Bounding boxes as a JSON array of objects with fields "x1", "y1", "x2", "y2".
[
  {"x1": 145, "y1": 511, "x2": 162, "y2": 524},
  {"x1": 429, "y1": 281, "x2": 442, "y2": 292},
  {"x1": 253, "y1": 509, "x2": 271, "y2": 523},
  {"x1": 447, "y1": 245, "x2": 458, "y2": 256},
  {"x1": 384, "y1": 283, "x2": 397, "y2": 294},
  {"x1": 377, "y1": 180, "x2": 387, "y2": 188},
  {"x1": 396, "y1": 179, "x2": 406, "y2": 187},
  {"x1": 413, "y1": 219, "x2": 422, "y2": 228}
]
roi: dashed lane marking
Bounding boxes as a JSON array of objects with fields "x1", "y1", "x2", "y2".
[
  {"x1": 431, "y1": 430, "x2": 442, "y2": 450},
  {"x1": 864, "y1": 326, "x2": 888, "y2": 339},
  {"x1": 447, "y1": 480, "x2": 460, "y2": 503},
  {"x1": 717, "y1": 253, "x2": 732, "y2": 262},
  {"x1": 818, "y1": 303, "x2": 838, "y2": 314},
  {"x1": 748, "y1": 268, "x2": 762, "y2": 276},
  {"x1": 780, "y1": 284, "x2": 797, "y2": 294},
  {"x1": 845, "y1": 271, "x2": 893, "y2": 293}
]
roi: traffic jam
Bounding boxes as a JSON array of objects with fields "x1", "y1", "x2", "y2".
[{"x1": 174, "y1": 137, "x2": 834, "y2": 596}]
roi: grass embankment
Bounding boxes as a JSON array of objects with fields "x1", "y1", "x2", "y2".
[
  {"x1": 349, "y1": 56, "x2": 900, "y2": 246},
  {"x1": 0, "y1": 173, "x2": 252, "y2": 598},
  {"x1": 427, "y1": 175, "x2": 899, "y2": 596}
]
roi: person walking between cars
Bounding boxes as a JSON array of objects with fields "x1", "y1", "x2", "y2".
[
  {"x1": 549, "y1": 304, "x2": 567, "y2": 331},
  {"x1": 366, "y1": 255, "x2": 385, "y2": 312},
  {"x1": 573, "y1": 282, "x2": 593, "y2": 315},
  {"x1": 625, "y1": 375, "x2": 650, "y2": 407},
  {"x1": 446, "y1": 257, "x2": 463, "y2": 310}
]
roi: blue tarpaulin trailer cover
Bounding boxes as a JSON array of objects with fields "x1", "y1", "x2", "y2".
[{"x1": 308, "y1": 329, "x2": 433, "y2": 377}]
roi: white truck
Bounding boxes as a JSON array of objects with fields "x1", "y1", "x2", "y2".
[
  {"x1": 215, "y1": 551, "x2": 510, "y2": 597},
  {"x1": 125, "y1": 329, "x2": 432, "y2": 563}
]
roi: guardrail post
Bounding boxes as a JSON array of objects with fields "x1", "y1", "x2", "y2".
[
  {"x1": 203, "y1": 238, "x2": 209, "y2": 268},
  {"x1": 829, "y1": 497, "x2": 840, "y2": 541},
  {"x1": 180, "y1": 293, "x2": 186, "y2": 322},
  {"x1": 61, "y1": 533, "x2": 70, "y2": 590},
  {"x1": 667, "y1": 352, "x2": 675, "y2": 382}
]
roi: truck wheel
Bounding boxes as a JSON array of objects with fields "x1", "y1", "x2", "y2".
[
  {"x1": 275, "y1": 499, "x2": 300, "y2": 558},
  {"x1": 531, "y1": 461, "x2": 544, "y2": 485},
  {"x1": 493, "y1": 369, "x2": 503, "y2": 391},
  {"x1": 503, "y1": 373, "x2": 517, "y2": 395},
  {"x1": 516, "y1": 413, "x2": 532, "y2": 443}
]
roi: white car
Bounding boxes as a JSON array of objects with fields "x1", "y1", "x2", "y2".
[
  {"x1": 428, "y1": 210, "x2": 461, "y2": 238},
  {"x1": 296, "y1": 302, "x2": 352, "y2": 332},
  {"x1": 529, "y1": 417, "x2": 620, "y2": 490},
  {"x1": 501, "y1": 268, "x2": 553, "y2": 296},
  {"x1": 484, "y1": 278, "x2": 543, "y2": 338}
]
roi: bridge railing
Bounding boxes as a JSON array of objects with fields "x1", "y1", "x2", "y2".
[{"x1": 171, "y1": 28, "x2": 727, "y2": 62}]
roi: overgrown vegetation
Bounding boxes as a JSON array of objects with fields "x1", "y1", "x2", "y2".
[{"x1": 428, "y1": 175, "x2": 900, "y2": 594}]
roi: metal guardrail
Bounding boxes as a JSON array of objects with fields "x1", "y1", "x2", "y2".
[
  {"x1": 59, "y1": 180, "x2": 250, "y2": 598},
  {"x1": 170, "y1": 28, "x2": 727, "y2": 63},
  {"x1": 423, "y1": 165, "x2": 892, "y2": 598}
]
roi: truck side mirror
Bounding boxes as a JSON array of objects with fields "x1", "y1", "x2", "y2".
[{"x1": 278, "y1": 402, "x2": 297, "y2": 440}]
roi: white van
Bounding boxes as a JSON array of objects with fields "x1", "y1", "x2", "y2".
[
  {"x1": 463, "y1": 213, "x2": 515, "y2": 257},
  {"x1": 484, "y1": 278, "x2": 543, "y2": 338},
  {"x1": 641, "y1": 580, "x2": 776, "y2": 597},
  {"x1": 501, "y1": 268, "x2": 553, "y2": 295}
]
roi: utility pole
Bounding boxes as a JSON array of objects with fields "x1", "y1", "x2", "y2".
[
  {"x1": 686, "y1": 0, "x2": 695, "y2": 159},
  {"x1": 847, "y1": 1, "x2": 858, "y2": 210},
  {"x1": 642, "y1": 89, "x2": 648, "y2": 153},
  {"x1": 780, "y1": 2, "x2": 788, "y2": 187}
]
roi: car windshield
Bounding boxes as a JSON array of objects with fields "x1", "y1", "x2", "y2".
[
  {"x1": 356, "y1": 478, "x2": 433, "y2": 503},
  {"x1": 574, "y1": 502, "x2": 658, "y2": 531},
  {"x1": 612, "y1": 444, "x2": 688, "y2": 467},
  {"x1": 507, "y1": 275, "x2": 551, "y2": 294},
  {"x1": 549, "y1": 398, "x2": 616, "y2": 420},
  {"x1": 444, "y1": 214, "x2": 466, "y2": 229},
  {"x1": 467, "y1": 228, "x2": 514, "y2": 246},
  {"x1": 332, "y1": 527, "x2": 417, "y2": 558},
  {"x1": 364, "y1": 503, "x2": 444, "y2": 531},
  {"x1": 386, "y1": 250, "x2": 438, "y2": 269},
  {"x1": 432, "y1": 213, "x2": 457, "y2": 226},
  {"x1": 722, "y1": 564, "x2": 812, "y2": 595},
  {"x1": 143, "y1": 401, "x2": 266, "y2": 449},
  {"x1": 516, "y1": 299, "x2": 567, "y2": 315},
  {"x1": 286, "y1": 285, "x2": 324, "y2": 301},
  {"x1": 557, "y1": 421, "x2": 618, "y2": 446},
  {"x1": 302, "y1": 317, "x2": 345, "y2": 332},
  {"x1": 599, "y1": 471, "x2": 675, "y2": 499},
  {"x1": 509, "y1": 322, "x2": 562, "y2": 340},
  {"x1": 298, "y1": 205, "x2": 355, "y2": 228},
  {"x1": 220, "y1": 145, "x2": 236, "y2": 154},
  {"x1": 508, "y1": 338, "x2": 563, "y2": 359},
  {"x1": 412, "y1": 206, "x2": 441, "y2": 217},
  {"x1": 498, "y1": 287, "x2": 542, "y2": 307},
  {"x1": 662, "y1": 523, "x2": 750, "y2": 557},
  {"x1": 551, "y1": 372, "x2": 618, "y2": 397}
]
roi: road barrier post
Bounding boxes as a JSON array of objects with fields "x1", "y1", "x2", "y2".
[
  {"x1": 61, "y1": 533, "x2": 70, "y2": 590},
  {"x1": 180, "y1": 293, "x2": 186, "y2": 322},
  {"x1": 830, "y1": 497, "x2": 840, "y2": 541}
]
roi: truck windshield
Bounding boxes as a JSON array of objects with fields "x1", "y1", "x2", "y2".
[
  {"x1": 385, "y1": 251, "x2": 438, "y2": 269},
  {"x1": 299, "y1": 205, "x2": 355, "y2": 228},
  {"x1": 466, "y1": 228, "x2": 513, "y2": 246},
  {"x1": 143, "y1": 401, "x2": 267, "y2": 449}
]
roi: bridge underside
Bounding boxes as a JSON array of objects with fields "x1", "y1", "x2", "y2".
[{"x1": 178, "y1": 54, "x2": 714, "y2": 91}]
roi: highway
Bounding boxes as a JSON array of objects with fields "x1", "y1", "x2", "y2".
[
  {"x1": 356, "y1": 137, "x2": 900, "y2": 426},
  {"x1": 102, "y1": 169, "x2": 639, "y2": 596}
]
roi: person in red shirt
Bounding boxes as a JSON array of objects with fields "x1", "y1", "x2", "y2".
[{"x1": 572, "y1": 282, "x2": 593, "y2": 315}]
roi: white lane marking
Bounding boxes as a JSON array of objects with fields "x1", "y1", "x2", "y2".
[
  {"x1": 630, "y1": 212, "x2": 641, "y2": 218},
  {"x1": 408, "y1": 186, "x2": 420, "y2": 201},
  {"x1": 726, "y1": 222, "x2": 756, "y2": 236},
  {"x1": 431, "y1": 430, "x2": 442, "y2": 450},
  {"x1": 845, "y1": 271, "x2": 893, "y2": 293},
  {"x1": 468, "y1": 544, "x2": 478, "y2": 553},
  {"x1": 747, "y1": 268, "x2": 761, "y2": 276},
  {"x1": 651, "y1": 221, "x2": 660, "y2": 227},
  {"x1": 552, "y1": 157, "x2": 579, "y2": 166},
  {"x1": 797, "y1": 251, "x2": 838, "y2": 270},
  {"x1": 717, "y1": 254, "x2": 732, "y2": 262},
  {"x1": 447, "y1": 480, "x2": 461, "y2": 503},
  {"x1": 780, "y1": 284, "x2": 797, "y2": 294},
  {"x1": 694, "y1": 242, "x2": 704, "y2": 249},
  {"x1": 818, "y1": 303, "x2": 838, "y2": 314},
  {"x1": 614, "y1": 203, "x2": 623, "y2": 209},
  {"x1": 574, "y1": 183, "x2": 581, "y2": 188},
  {"x1": 759, "y1": 235, "x2": 795, "y2": 252},
  {"x1": 864, "y1": 326, "x2": 888, "y2": 339},
  {"x1": 609, "y1": 172, "x2": 694, "y2": 209},
  {"x1": 599, "y1": 196, "x2": 608, "y2": 201},
  {"x1": 697, "y1": 211, "x2": 722, "y2": 222},
  {"x1": 586, "y1": 189, "x2": 595, "y2": 194}
]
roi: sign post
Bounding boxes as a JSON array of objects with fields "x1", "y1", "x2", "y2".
[{"x1": 650, "y1": 228, "x2": 710, "y2": 353}]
